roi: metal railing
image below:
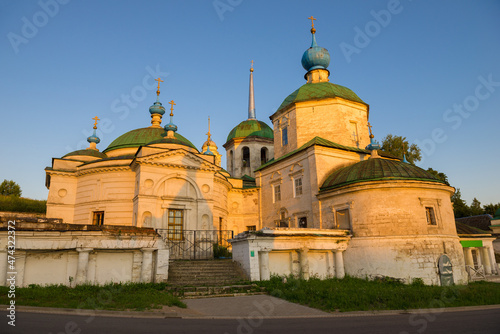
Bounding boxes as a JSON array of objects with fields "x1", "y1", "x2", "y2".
[
  {"x1": 466, "y1": 265, "x2": 485, "y2": 280},
  {"x1": 156, "y1": 229, "x2": 234, "y2": 260}
]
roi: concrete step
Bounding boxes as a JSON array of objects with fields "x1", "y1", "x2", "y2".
[
  {"x1": 168, "y1": 284, "x2": 267, "y2": 298},
  {"x1": 168, "y1": 259, "x2": 248, "y2": 287},
  {"x1": 169, "y1": 270, "x2": 238, "y2": 274},
  {"x1": 169, "y1": 268, "x2": 241, "y2": 273}
]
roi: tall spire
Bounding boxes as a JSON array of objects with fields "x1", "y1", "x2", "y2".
[{"x1": 248, "y1": 60, "x2": 256, "y2": 120}]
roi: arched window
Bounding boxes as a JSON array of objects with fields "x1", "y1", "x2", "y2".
[
  {"x1": 242, "y1": 147, "x2": 250, "y2": 167},
  {"x1": 228, "y1": 150, "x2": 234, "y2": 174},
  {"x1": 282, "y1": 127, "x2": 288, "y2": 146},
  {"x1": 280, "y1": 117, "x2": 289, "y2": 146},
  {"x1": 261, "y1": 147, "x2": 268, "y2": 165}
]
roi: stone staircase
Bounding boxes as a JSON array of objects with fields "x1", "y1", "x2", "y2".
[{"x1": 167, "y1": 259, "x2": 249, "y2": 287}]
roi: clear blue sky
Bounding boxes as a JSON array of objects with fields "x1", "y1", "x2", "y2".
[{"x1": 1, "y1": 0, "x2": 499, "y2": 206}]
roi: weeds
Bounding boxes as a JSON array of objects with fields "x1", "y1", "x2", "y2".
[
  {"x1": 256, "y1": 275, "x2": 500, "y2": 312},
  {"x1": 0, "y1": 282, "x2": 185, "y2": 311}
]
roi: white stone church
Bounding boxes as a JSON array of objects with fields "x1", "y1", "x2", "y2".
[{"x1": 8, "y1": 20, "x2": 498, "y2": 287}]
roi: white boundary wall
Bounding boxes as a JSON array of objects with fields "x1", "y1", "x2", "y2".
[{"x1": 0, "y1": 222, "x2": 169, "y2": 287}]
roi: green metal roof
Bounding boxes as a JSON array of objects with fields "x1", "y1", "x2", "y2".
[
  {"x1": 276, "y1": 82, "x2": 367, "y2": 114},
  {"x1": 320, "y1": 158, "x2": 446, "y2": 192},
  {"x1": 81, "y1": 154, "x2": 136, "y2": 166},
  {"x1": 226, "y1": 120, "x2": 273, "y2": 143},
  {"x1": 63, "y1": 149, "x2": 107, "y2": 159},
  {"x1": 255, "y1": 136, "x2": 398, "y2": 172},
  {"x1": 455, "y1": 221, "x2": 491, "y2": 235},
  {"x1": 147, "y1": 133, "x2": 198, "y2": 150},
  {"x1": 241, "y1": 175, "x2": 257, "y2": 189},
  {"x1": 104, "y1": 127, "x2": 197, "y2": 152}
]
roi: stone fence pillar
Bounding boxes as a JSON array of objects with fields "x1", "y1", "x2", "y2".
[
  {"x1": 334, "y1": 250, "x2": 345, "y2": 279},
  {"x1": 259, "y1": 250, "x2": 270, "y2": 281},
  {"x1": 75, "y1": 248, "x2": 93, "y2": 285},
  {"x1": 299, "y1": 248, "x2": 310, "y2": 280},
  {"x1": 141, "y1": 248, "x2": 155, "y2": 283}
]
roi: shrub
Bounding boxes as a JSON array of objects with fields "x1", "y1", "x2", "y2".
[
  {"x1": 213, "y1": 243, "x2": 232, "y2": 258},
  {"x1": 0, "y1": 195, "x2": 46, "y2": 213}
]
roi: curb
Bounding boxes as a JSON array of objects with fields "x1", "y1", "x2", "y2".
[
  {"x1": 3, "y1": 303, "x2": 500, "y2": 320},
  {"x1": 2, "y1": 305, "x2": 181, "y2": 319}
]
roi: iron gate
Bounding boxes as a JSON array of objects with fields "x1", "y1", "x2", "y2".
[{"x1": 156, "y1": 229, "x2": 234, "y2": 260}]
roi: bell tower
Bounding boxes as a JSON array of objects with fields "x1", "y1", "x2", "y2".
[{"x1": 223, "y1": 62, "x2": 274, "y2": 178}]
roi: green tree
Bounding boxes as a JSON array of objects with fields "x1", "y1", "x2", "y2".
[
  {"x1": 0, "y1": 180, "x2": 21, "y2": 197},
  {"x1": 470, "y1": 197, "x2": 484, "y2": 216},
  {"x1": 451, "y1": 189, "x2": 471, "y2": 218},
  {"x1": 381, "y1": 134, "x2": 422, "y2": 165},
  {"x1": 426, "y1": 167, "x2": 450, "y2": 185},
  {"x1": 483, "y1": 203, "x2": 500, "y2": 217}
]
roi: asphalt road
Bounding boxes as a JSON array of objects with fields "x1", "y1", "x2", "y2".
[{"x1": 1, "y1": 308, "x2": 499, "y2": 334}]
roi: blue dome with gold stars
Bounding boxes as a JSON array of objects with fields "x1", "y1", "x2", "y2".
[
  {"x1": 301, "y1": 22, "x2": 330, "y2": 72},
  {"x1": 149, "y1": 101, "x2": 166, "y2": 115}
]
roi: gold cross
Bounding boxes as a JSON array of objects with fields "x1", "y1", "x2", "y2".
[
  {"x1": 206, "y1": 116, "x2": 211, "y2": 140},
  {"x1": 367, "y1": 122, "x2": 373, "y2": 136},
  {"x1": 155, "y1": 77, "x2": 164, "y2": 95},
  {"x1": 308, "y1": 16, "x2": 317, "y2": 28},
  {"x1": 250, "y1": 60, "x2": 254, "y2": 72},
  {"x1": 169, "y1": 100, "x2": 176, "y2": 116},
  {"x1": 92, "y1": 116, "x2": 100, "y2": 129}
]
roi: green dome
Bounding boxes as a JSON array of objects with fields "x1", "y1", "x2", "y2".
[
  {"x1": 104, "y1": 127, "x2": 197, "y2": 153},
  {"x1": 63, "y1": 149, "x2": 107, "y2": 159},
  {"x1": 147, "y1": 133, "x2": 197, "y2": 150},
  {"x1": 277, "y1": 82, "x2": 367, "y2": 114},
  {"x1": 226, "y1": 120, "x2": 273, "y2": 143},
  {"x1": 320, "y1": 158, "x2": 446, "y2": 192}
]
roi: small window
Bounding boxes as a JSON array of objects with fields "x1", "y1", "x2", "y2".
[
  {"x1": 261, "y1": 147, "x2": 268, "y2": 165},
  {"x1": 168, "y1": 209, "x2": 183, "y2": 240},
  {"x1": 247, "y1": 225, "x2": 256, "y2": 231},
  {"x1": 298, "y1": 217, "x2": 307, "y2": 228},
  {"x1": 274, "y1": 185, "x2": 281, "y2": 202},
  {"x1": 425, "y1": 207, "x2": 437, "y2": 225},
  {"x1": 335, "y1": 209, "x2": 350, "y2": 229},
  {"x1": 242, "y1": 147, "x2": 250, "y2": 167},
  {"x1": 92, "y1": 211, "x2": 104, "y2": 226},
  {"x1": 228, "y1": 150, "x2": 234, "y2": 174},
  {"x1": 282, "y1": 127, "x2": 288, "y2": 146},
  {"x1": 294, "y1": 178, "x2": 303, "y2": 197}
]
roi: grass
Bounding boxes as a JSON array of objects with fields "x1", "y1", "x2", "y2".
[
  {"x1": 0, "y1": 283, "x2": 185, "y2": 311},
  {"x1": 3, "y1": 277, "x2": 499, "y2": 313},
  {"x1": 255, "y1": 275, "x2": 500, "y2": 312},
  {"x1": 0, "y1": 195, "x2": 46, "y2": 214}
]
